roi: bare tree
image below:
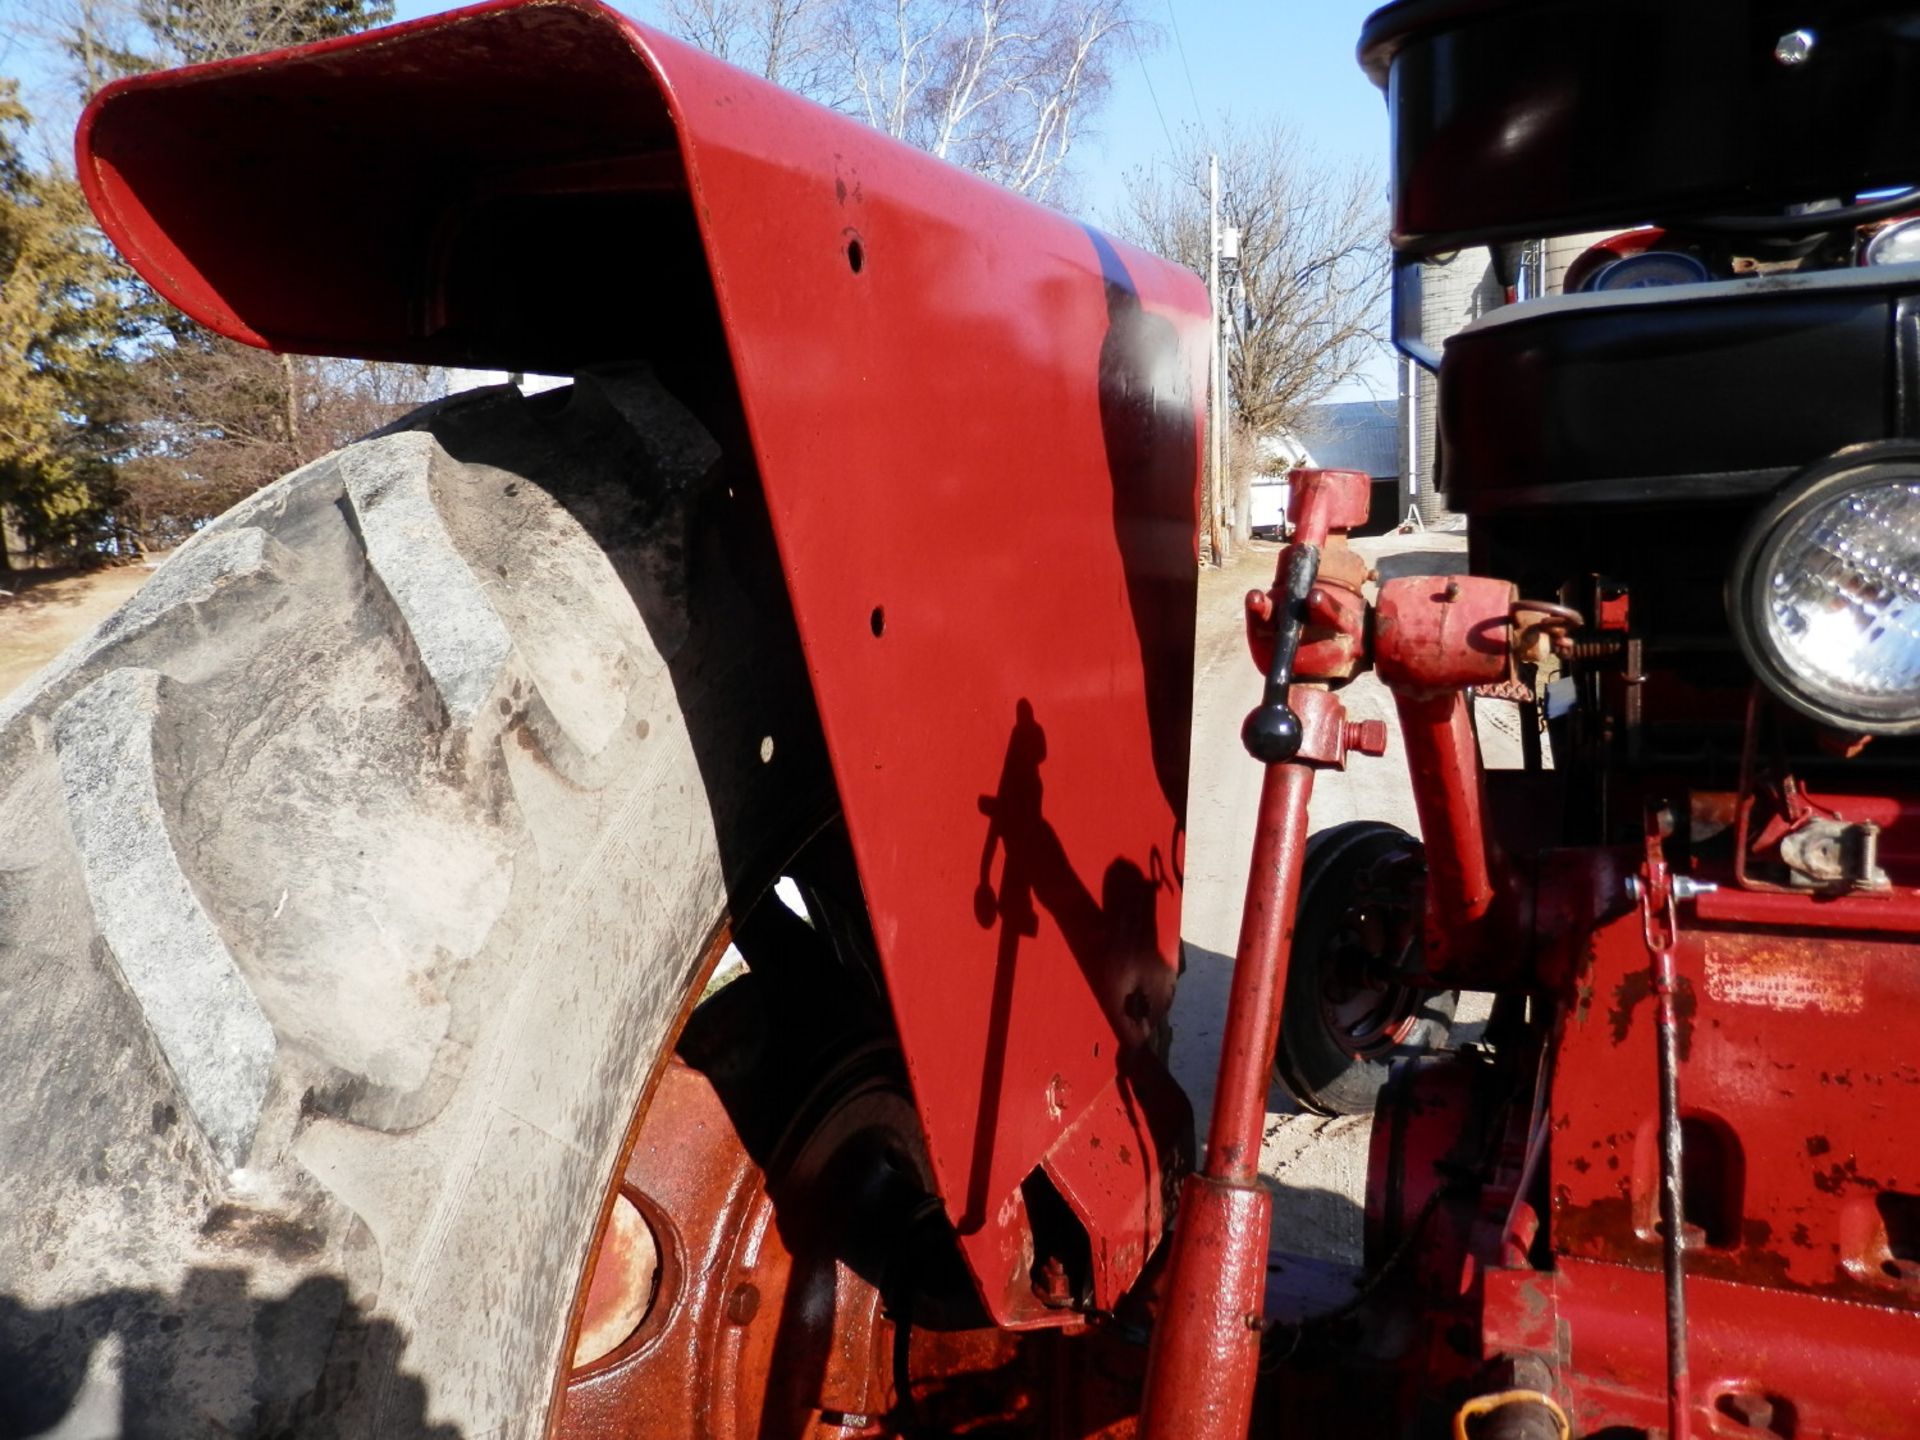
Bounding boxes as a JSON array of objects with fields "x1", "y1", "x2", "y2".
[
  {"x1": 840, "y1": 0, "x2": 1138, "y2": 197},
  {"x1": 106, "y1": 344, "x2": 435, "y2": 551},
  {"x1": 651, "y1": 0, "x2": 1145, "y2": 201},
  {"x1": 655, "y1": 0, "x2": 845, "y2": 98},
  {"x1": 1114, "y1": 118, "x2": 1390, "y2": 439}
]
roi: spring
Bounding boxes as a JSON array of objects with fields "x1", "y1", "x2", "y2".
[{"x1": 1564, "y1": 638, "x2": 1627, "y2": 661}]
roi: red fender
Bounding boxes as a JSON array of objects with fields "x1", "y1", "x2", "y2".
[{"x1": 78, "y1": 0, "x2": 1209, "y2": 1327}]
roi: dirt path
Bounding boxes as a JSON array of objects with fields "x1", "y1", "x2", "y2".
[{"x1": 0, "y1": 560, "x2": 167, "y2": 702}]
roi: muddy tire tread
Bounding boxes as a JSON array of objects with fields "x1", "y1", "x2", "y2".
[{"x1": 0, "y1": 377, "x2": 802, "y2": 1436}]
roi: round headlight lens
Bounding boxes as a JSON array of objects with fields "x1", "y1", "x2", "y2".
[
  {"x1": 1734, "y1": 455, "x2": 1920, "y2": 733},
  {"x1": 1865, "y1": 216, "x2": 1920, "y2": 266},
  {"x1": 1581, "y1": 250, "x2": 1712, "y2": 292}
]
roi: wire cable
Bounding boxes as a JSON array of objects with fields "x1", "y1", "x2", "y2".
[
  {"x1": 1163, "y1": 0, "x2": 1208, "y2": 142},
  {"x1": 1135, "y1": 47, "x2": 1178, "y2": 157}
]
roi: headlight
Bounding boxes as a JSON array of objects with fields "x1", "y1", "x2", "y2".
[
  {"x1": 1730, "y1": 447, "x2": 1920, "y2": 734},
  {"x1": 1865, "y1": 216, "x2": 1920, "y2": 266},
  {"x1": 1581, "y1": 250, "x2": 1711, "y2": 292}
]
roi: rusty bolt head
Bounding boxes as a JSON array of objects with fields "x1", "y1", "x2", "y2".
[{"x1": 725, "y1": 1281, "x2": 762, "y2": 1325}]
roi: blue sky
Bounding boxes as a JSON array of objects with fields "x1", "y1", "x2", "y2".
[
  {"x1": 10, "y1": 0, "x2": 1399, "y2": 396},
  {"x1": 385, "y1": 0, "x2": 1394, "y2": 223},
  {"x1": 13, "y1": 0, "x2": 1395, "y2": 213},
  {"x1": 1078, "y1": 1, "x2": 1391, "y2": 218}
]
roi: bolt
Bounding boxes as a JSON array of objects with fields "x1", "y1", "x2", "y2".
[
  {"x1": 1033, "y1": 1255, "x2": 1073, "y2": 1307},
  {"x1": 725, "y1": 1281, "x2": 761, "y2": 1325},
  {"x1": 1672, "y1": 876, "x2": 1720, "y2": 901},
  {"x1": 1623, "y1": 875, "x2": 1642, "y2": 902},
  {"x1": 1344, "y1": 719, "x2": 1389, "y2": 757},
  {"x1": 1774, "y1": 28, "x2": 1814, "y2": 65},
  {"x1": 1718, "y1": 1390, "x2": 1777, "y2": 1430}
]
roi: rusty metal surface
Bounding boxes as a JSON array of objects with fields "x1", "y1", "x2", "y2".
[
  {"x1": 1552, "y1": 908, "x2": 1920, "y2": 1310},
  {"x1": 560, "y1": 1043, "x2": 1157, "y2": 1439},
  {"x1": 1373, "y1": 574, "x2": 1516, "y2": 695},
  {"x1": 1553, "y1": 1257, "x2": 1920, "y2": 1438},
  {"x1": 76, "y1": 0, "x2": 1208, "y2": 1328}
]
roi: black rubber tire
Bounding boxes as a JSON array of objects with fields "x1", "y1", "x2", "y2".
[
  {"x1": 0, "y1": 373, "x2": 830, "y2": 1436},
  {"x1": 1272, "y1": 821, "x2": 1458, "y2": 1117}
]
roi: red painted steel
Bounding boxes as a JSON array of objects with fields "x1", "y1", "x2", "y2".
[
  {"x1": 1206, "y1": 761, "x2": 1317, "y2": 1184},
  {"x1": 1373, "y1": 574, "x2": 1515, "y2": 696},
  {"x1": 1138, "y1": 1178, "x2": 1270, "y2": 1440},
  {"x1": 1552, "y1": 1258, "x2": 1920, "y2": 1438},
  {"x1": 1136, "y1": 746, "x2": 1310, "y2": 1439},
  {"x1": 1393, "y1": 692, "x2": 1499, "y2": 935},
  {"x1": 76, "y1": 0, "x2": 1209, "y2": 1328},
  {"x1": 1551, "y1": 908, "x2": 1920, "y2": 1317},
  {"x1": 1372, "y1": 575, "x2": 1520, "y2": 985}
]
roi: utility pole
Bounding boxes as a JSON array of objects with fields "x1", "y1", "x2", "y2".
[
  {"x1": 1220, "y1": 223, "x2": 1240, "y2": 544},
  {"x1": 1207, "y1": 153, "x2": 1225, "y2": 566}
]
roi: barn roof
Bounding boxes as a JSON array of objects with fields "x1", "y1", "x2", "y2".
[{"x1": 1298, "y1": 398, "x2": 1399, "y2": 480}]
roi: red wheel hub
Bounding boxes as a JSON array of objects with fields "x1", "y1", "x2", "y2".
[{"x1": 554, "y1": 991, "x2": 1150, "y2": 1439}]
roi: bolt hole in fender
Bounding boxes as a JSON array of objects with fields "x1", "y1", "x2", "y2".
[{"x1": 1274, "y1": 821, "x2": 1459, "y2": 1117}]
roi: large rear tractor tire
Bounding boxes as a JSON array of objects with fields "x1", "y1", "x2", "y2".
[
  {"x1": 0, "y1": 373, "x2": 831, "y2": 1436},
  {"x1": 1272, "y1": 822, "x2": 1459, "y2": 1118}
]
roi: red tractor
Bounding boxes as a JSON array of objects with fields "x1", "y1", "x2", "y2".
[{"x1": 2, "y1": 2, "x2": 1916, "y2": 1437}]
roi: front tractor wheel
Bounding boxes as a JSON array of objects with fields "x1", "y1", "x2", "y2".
[{"x1": 1273, "y1": 822, "x2": 1458, "y2": 1117}]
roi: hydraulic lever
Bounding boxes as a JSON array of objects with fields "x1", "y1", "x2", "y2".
[
  {"x1": 1139, "y1": 470, "x2": 1377, "y2": 1440},
  {"x1": 1241, "y1": 538, "x2": 1320, "y2": 764}
]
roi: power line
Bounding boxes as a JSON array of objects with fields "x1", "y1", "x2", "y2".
[
  {"x1": 1135, "y1": 48, "x2": 1177, "y2": 158},
  {"x1": 1164, "y1": 0, "x2": 1207, "y2": 141}
]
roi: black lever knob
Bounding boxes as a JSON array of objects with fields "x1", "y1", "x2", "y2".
[{"x1": 1241, "y1": 541, "x2": 1320, "y2": 764}]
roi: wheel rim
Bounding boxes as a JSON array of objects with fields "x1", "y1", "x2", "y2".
[
  {"x1": 551, "y1": 971, "x2": 1149, "y2": 1438},
  {"x1": 555, "y1": 1003, "x2": 926, "y2": 1438},
  {"x1": 547, "y1": 841, "x2": 1152, "y2": 1439},
  {"x1": 1312, "y1": 845, "x2": 1425, "y2": 1062}
]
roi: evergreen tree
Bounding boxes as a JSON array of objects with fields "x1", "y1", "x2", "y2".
[
  {"x1": 0, "y1": 82, "x2": 138, "y2": 572},
  {"x1": 7, "y1": 0, "x2": 424, "y2": 566}
]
